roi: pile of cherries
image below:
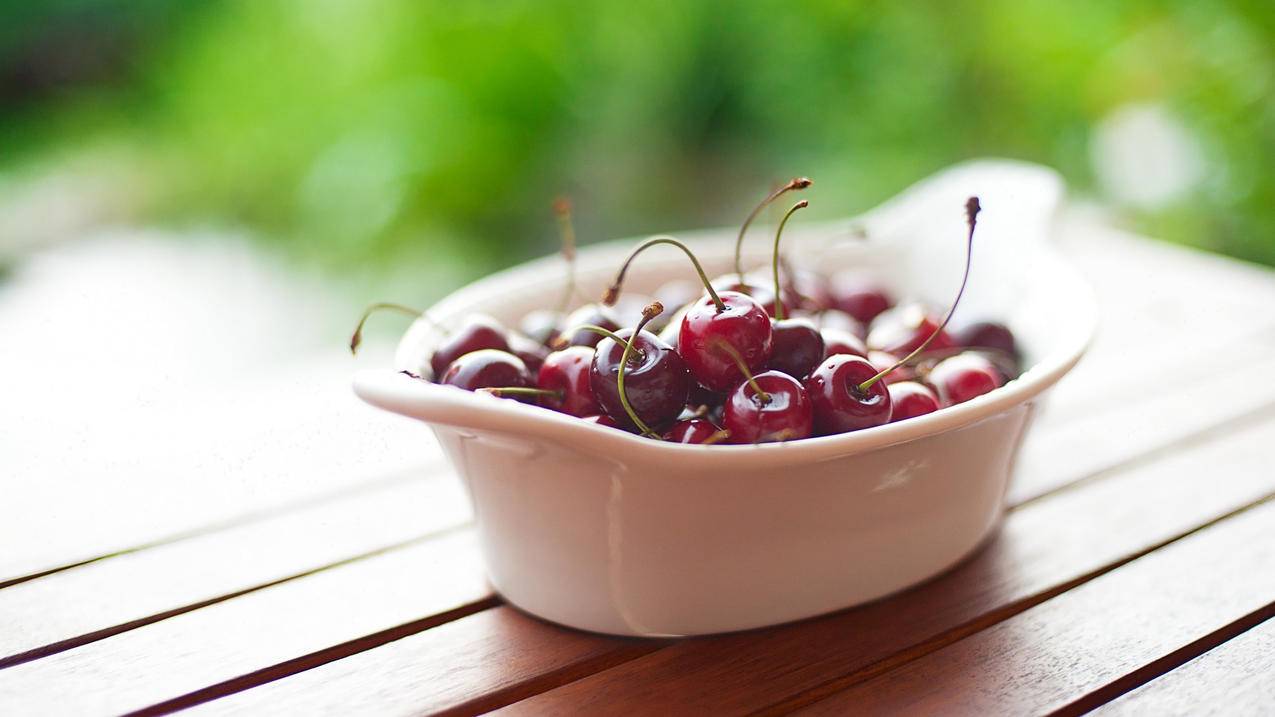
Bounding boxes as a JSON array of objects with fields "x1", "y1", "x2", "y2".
[{"x1": 351, "y1": 182, "x2": 1021, "y2": 445}]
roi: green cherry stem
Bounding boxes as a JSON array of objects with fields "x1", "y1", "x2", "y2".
[
  {"x1": 617, "y1": 302, "x2": 664, "y2": 438},
  {"x1": 771, "y1": 199, "x2": 809, "y2": 321},
  {"x1": 553, "y1": 196, "x2": 579, "y2": 314},
  {"x1": 734, "y1": 176, "x2": 812, "y2": 281},
  {"x1": 859, "y1": 196, "x2": 982, "y2": 393},
  {"x1": 349, "y1": 302, "x2": 445, "y2": 355},
  {"x1": 713, "y1": 338, "x2": 770, "y2": 404},
  {"x1": 603, "y1": 236, "x2": 726, "y2": 313}
]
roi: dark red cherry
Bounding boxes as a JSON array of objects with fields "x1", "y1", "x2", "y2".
[
  {"x1": 803, "y1": 354, "x2": 892, "y2": 435},
  {"x1": 954, "y1": 320, "x2": 1019, "y2": 358},
  {"x1": 723, "y1": 370, "x2": 813, "y2": 443},
  {"x1": 558, "y1": 304, "x2": 621, "y2": 348},
  {"x1": 663, "y1": 418, "x2": 726, "y2": 444},
  {"x1": 868, "y1": 304, "x2": 955, "y2": 357},
  {"x1": 431, "y1": 316, "x2": 510, "y2": 377},
  {"x1": 581, "y1": 414, "x2": 624, "y2": 430},
  {"x1": 590, "y1": 328, "x2": 692, "y2": 430},
  {"x1": 830, "y1": 273, "x2": 894, "y2": 324},
  {"x1": 519, "y1": 309, "x2": 563, "y2": 346},
  {"x1": 442, "y1": 349, "x2": 529, "y2": 393},
  {"x1": 508, "y1": 333, "x2": 549, "y2": 375},
  {"x1": 678, "y1": 291, "x2": 774, "y2": 392},
  {"x1": 536, "y1": 346, "x2": 602, "y2": 417},
  {"x1": 768, "y1": 318, "x2": 825, "y2": 379},
  {"x1": 930, "y1": 353, "x2": 1004, "y2": 405},
  {"x1": 887, "y1": 381, "x2": 941, "y2": 421},
  {"x1": 868, "y1": 350, "x2": 916, "y2": 383},
  {"x1": 822, "y1": 327, "x2": 868, "y2": 359}
]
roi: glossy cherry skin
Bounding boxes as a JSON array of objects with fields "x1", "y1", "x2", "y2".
[
  {"x1": 723, "y1": 370, "x2": 813, "y2": 443},
  {"x1": 830, "y1": 273, "x2": 894, "y2": 324},
  {"x1": 954, "y1": 320, "x2": 1017, "y2": 356},
  {"x1": 430, "y1": 316, "x2": 510, "y2": 378},
  {"x1": 929, "y1": 353, "x2": 1004, "y2": 406},
  {"x1": 590, "y1": 329, "x2": 692, "y2": 430},
  {"x1": 803, "y1": 354, "x2": 892, "y2": 435},
  {"x1": 867, "y1": 304, "x2": 954, "y2": 357},
  {"x1": 678, "y1": 291, "x2": 774, "y2": 392},
  {"x1": 867, "y1": 350, "x2": 917, "y2": 383},
  {"x1": 508, "y1": 333, "x2": 549, "y2": 375},
  {"x1": 821, "y1": 327, "x2": 868, "y2": 359},
  {"x1": 441, "y1": 349, "x2": 529, "y2": 393},
  {"x1": 887, "y1": 381, "x2": 941, "y2": 421},
  {"x1": 768, "y1": 318, "x2": 825, "y2": 379},
  {"x1": 557, "y1": 304, "x2": 621, "y2": 348},
  {"x1": 519, "y1": 309, "x2": 562, "y2": 346},
  {"x1": 536, "y1": 346, "x2": 602, "y2": 417},
  {"x1": 663, "y1": 418, "x2": 724, "y2": 444}
]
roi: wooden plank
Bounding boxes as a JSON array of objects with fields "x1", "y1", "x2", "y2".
[
  {"x1": 0, "y1": 470, "x2": 469, "y2": 666},
  {"x1": 1093, "y1": 617, "x2": 1275, "y2": 716},
  {"x1": 483, "y1": 416, "x2": 1275, "y2": 717},
  {"x1": 793, "y1": 500, "x2": 1275, "y2": 716},
  {"x1": 0, "y1": 531, "x2": 492, "y2": 716},
  {"x1": 189, "y1": 607, "x2": 662, "y2": 717}
]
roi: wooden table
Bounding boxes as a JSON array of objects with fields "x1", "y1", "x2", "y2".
[{"x1": 4, "y1": 212, "x2": 1275, "y2": 715}]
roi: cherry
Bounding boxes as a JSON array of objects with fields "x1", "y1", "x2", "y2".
[
  {"x1": 804, "y1": 355, "x2": 892, "y2": 434},
  {"x1": 953, "y1": 320, "x2": 1020, "y2": 379},
  {"x1": 664, "y1": 418, "x2": 728, "y2": 444},
  {"x1": 830, "y1": 273, "x2": 894, "y2": 325},
  {"x1": 429, "y1": 316, "x2": 511, "y2": 378},
  {"x1": 519, "y1": 309, "x2": 562, "y2": 346},
  {"x1": 536, "y1": 346, "x2": 602, "y2": 417},
  {"x1": 557, "y1": 304, "x2": 621, "y2": 348},
  {"x1": 887, "y1": 381, "x2": 941, "y2": 421},
  {"x1": 710, "y1": 274, "x2": 778, "y2": 316},
  {"x1": 724, "y1": 369, "x2": 813, "y2": 443},
  {"x1": 822, "y1": 328, "x2": 868, "y2": 359},
  {"x1": 867, "y1": 304, "x2": 955, "y2": 357},
  {"x1": 930, "y1": 353, "x2": 1004, "y2": 405},
  {"x1": 589, "y1": 304, "x2": 692, "y2": 433},
  {"x1": 868, "y1": 350, "x2": 916, "y2": 383},
  {"x1": 508, "y1": 333, "x2": 549, "y2": 374},
  {"x1": 442, "y1": 349, "x2": 529, "y2": 393},
  {"x1": 603, "y1": 236, "x2": 773, "y2": 393},
  {"x1": 769, "y1": 318, "x2": 825, "y2": 379}
]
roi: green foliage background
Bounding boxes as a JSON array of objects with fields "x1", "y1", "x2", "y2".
[{"x1": 4, "y1": 0, "x2": 1273, "y2": 289}]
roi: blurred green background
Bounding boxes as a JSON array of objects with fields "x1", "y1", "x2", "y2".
[{"x1": 2, "y1": 0, "x2": 1273, "y2": 297}]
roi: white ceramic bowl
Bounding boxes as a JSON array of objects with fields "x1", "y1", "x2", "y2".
[{"x1": 354, "y1": 160, "x2": 1096, "y2": 637}]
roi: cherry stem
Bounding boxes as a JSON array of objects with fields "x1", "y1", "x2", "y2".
[
  {"x1": 617, "y1": 302, "x2": 665, "y2": 438},
  {"x1": 859, "y1": 196, "x2": 982, "y2": 393},
  {"x1": 553, "y1": 196, "x2": 578, "y2": 314},
  {"x1": 771, "y1": 199, "x2": 809, "y2": 321},
  {"x1": 350, "y1": 302, "x2": 443, "y2": 355},
  {"x1": 734, "y1": 177, "x2": 813, "y2": 281},
  {"x1": 603, "y1": 236, "x2": 726, "y2": 313},
  {"x1": 477, "y1": 387, "x2": 564, "y2": 400},
  {"x1": 712, "y1": 338, "x2": 770, "y2": 404}
]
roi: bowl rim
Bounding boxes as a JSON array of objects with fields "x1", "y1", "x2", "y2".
[{"x1": 354, "y1": 160, "x2": 1097, "y2": 470}]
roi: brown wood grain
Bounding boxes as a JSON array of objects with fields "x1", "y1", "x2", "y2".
[
  {"x1": 184, "y1": 607, "x2": 662, "y2": 717},
  {"x1": 1092, "y1": 617, "x2": 1275, "y2": 716},
  {"x1": 0, "y1": 473, "x2": 469, "y2": 667},
  {"x1": 793, "y1": 500, "x2": 1275, "y2": 716},
  {"x1": 487, "y1": 416, "x2": 1275, "y2": 716},
  {"x1": 0, "y1": 531, "x2": 492, "y2": 715}
]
